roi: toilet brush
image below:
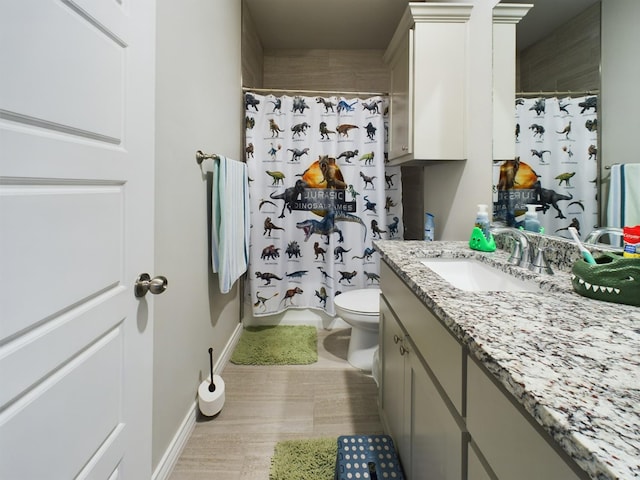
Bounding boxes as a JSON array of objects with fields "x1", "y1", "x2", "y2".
[{"x1": 208, "y1": 347, "x2": 216, "y2": 392}]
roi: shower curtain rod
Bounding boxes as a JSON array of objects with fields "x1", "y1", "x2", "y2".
[
  {"x1": 516, "y1": 89, "x2": 599, "y2": 97},
  {"x1": 242, "y1": 86, "x2": 389, "y2": 97}
]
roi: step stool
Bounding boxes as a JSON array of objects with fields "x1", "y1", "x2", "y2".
[{"x1": 335, "y1": 434, "x2": 405, "y2": 479}]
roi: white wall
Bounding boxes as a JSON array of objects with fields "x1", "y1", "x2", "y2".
[
  {"x1": 601, "y1": 0, "x2": 640, "y2": 168},
  {"x1": 153, "y1": 0, "x2": 242, "y2": 473},
  {"x1": 600, "y1": 0, "x2": 640, "y2": 220}
]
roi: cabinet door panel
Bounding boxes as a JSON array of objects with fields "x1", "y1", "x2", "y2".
[
  {"x1": 412, "y1": 22, "x2": 466, "y2": 160},
  {"x1": 389, "y1": 29, "x2": 412, "y2": 160},
  {"x1": 467, "y1": 360, "x2": 581, "y2": 480},
  {"x1": 380, "y1": 296, "x2": 410, "y2": 467},
  {"x1": 408, "y1": 347, "x2": 463, "y2": 480},
  {"x1": 468, "y1": 443, "x2": 493, "y2": 480}
]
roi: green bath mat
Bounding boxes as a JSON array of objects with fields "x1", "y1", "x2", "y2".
[
  {"x1": 230, "y1": 325, "x2": 318, "y2": 365},
  {"x1": 270, "y1": 437, "x2": 337, "y2": 480}
]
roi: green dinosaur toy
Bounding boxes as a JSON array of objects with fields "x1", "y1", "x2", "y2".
[
  {"x1": 571, "y1": 252, "x2": 640, "y2": 306},
  {"x1": 469, "y1": 226, "x2": 496, "y2": 252}
]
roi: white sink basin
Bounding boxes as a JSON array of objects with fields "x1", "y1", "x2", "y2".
[{"x1": 420, "y1": 258, "x2": 539, "y2": 292}]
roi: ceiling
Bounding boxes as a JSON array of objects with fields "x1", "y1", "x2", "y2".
[{"x1": 243, "y1": 0, "x2": 600, "y2": 51}]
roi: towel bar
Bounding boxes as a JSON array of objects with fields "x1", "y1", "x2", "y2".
[{"x1": 196, "y1": 150, "x2": 219, "y2": 165}]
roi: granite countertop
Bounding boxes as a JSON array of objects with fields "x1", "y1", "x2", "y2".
[{"x1": 373, "y1": 240, "x2": 640, "y2": 480}]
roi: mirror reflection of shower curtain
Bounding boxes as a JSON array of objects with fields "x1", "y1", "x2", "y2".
[
  {"x1": 244, "y1": 92, "x2": 403, "y2": 317},
  {"x1": 493, "y1": 95, "x2": 598, "y2": 239}
]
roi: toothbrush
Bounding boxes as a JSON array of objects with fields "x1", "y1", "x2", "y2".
[{"x1": 568, "y1": 227, "x2": 596, "y2": 265}]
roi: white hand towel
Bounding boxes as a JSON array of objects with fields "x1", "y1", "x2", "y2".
[
  {"x1": 607, "y1": 163, "x2": 640, "y2": 227},
  {"x1": 607, "y1": 164, "x2": 623, "y2": 227},
  {"x1": 622, "y1": 163, "x2": 640, "y2": 226},
  {"x1": 211, "y1": 156, "x2": 249, "y2": 294}
]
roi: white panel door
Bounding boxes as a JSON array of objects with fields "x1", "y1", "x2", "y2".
[{"x1": 0, "y1": 1, "x2": 156, "y2": 478}]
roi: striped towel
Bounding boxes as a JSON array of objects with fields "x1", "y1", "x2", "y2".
[
  {"x1": 607, "y1": 163, "x2": 640, "y2": 227},
  {"x1": 211, "y1": 156, "x2": 250, "y2": 294}
]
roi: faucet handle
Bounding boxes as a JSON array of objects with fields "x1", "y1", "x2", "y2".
[
  {"x1": 505, "y1": 237, "x2": 523, "y2": 265},
  {"x1": 529, "y1": 245, "x2": 554, "y2": 275}
]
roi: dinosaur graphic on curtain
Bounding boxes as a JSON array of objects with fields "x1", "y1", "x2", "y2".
[
  {"x1": 494, "y1": 95, "x2": 598, "y2": 239},
  {"x1": 244, "y1": 92, "x2": 403, "y2": 317}
]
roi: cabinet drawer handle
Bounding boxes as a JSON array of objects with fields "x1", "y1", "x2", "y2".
[
  {"x1": 393, "y1": 334, "x2": 401, "y2": 344},
  {"x1": 401, "y1": 145, "x2": 408, "y2": 151},
  {"x1": 399, "y1": 345, "x2": 409, "y2": 356}
]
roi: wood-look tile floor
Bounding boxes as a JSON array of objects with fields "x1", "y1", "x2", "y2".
[{"x1": 169, "y1": 328, "x2": 383, "y2": 480}]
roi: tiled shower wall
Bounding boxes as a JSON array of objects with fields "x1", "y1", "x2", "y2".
[{"x1": 518, "y1": 2, "x2": 600, "y2": 92}]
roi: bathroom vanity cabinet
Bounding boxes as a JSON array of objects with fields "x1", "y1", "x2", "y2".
[
  {"x1": 379, "y1": 263, "x2": 465, "y2": 480},
  {"x1": 379, "y1": 260, "x2": 585, "y2": 480},
  {"x1": 384, "y1": 4, "x2": 472, "y2": 164}
]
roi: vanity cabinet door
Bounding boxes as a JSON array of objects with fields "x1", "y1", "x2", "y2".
[
  {"x1": 406, "y1": 339, "x2": 464, "y2": 480},
  {"x1": 467, "y1": 359, "x2": 582, "y2": 480},
  {"x1": 380, "y1": 294, "x2": 464, "y2": 480},
  {"x1": 379, "y1": 296, "x2": 410, "y2": 468},
  {"x1": 467, "y1": 443, "x2": 493, "y2": 480}
]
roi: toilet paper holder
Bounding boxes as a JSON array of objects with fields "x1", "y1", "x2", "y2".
[{"x1": 198, "y1": 348, "x2": 225, "y2": 417}]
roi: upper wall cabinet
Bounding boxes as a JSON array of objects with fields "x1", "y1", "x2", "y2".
[
  {"x1": 384, "y1": 4, "x2": 472, "y2": 164},
  {"x1": 492, "y1": 4, "x2": 532, "y2": 161}
]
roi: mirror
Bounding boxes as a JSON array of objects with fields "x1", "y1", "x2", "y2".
[{"x1": 493, "y1": 0, "x2": 601, "y2": 242}]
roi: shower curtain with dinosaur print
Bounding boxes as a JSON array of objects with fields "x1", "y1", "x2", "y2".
[
  {"x1": 493, "y1": 95, "x2": 598, "y2": 239},
  {"x1": 243, "y1": 92, "x2": 403, "y2": 317}
]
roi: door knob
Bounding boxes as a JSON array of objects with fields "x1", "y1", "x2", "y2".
[{"x1": 135, "y1": 273, "x2": 168, "y2": 297}]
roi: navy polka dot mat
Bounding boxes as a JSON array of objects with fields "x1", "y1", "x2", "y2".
[{"x1": 335, "y1": 435, "x2": 405, "y2": 479}]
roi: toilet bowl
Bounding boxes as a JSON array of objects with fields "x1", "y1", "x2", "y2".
[{"x1": 334, "y1": 288, "x2": 381, "y2": 371}]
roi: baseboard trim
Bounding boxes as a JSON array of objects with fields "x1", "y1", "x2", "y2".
[
  {"x1": 214, "y1": 321, "x2": 244, "y2": 372},
  {"x1": 152, "y1": 322, "x2": 244, "y2": 480},
  {"x1": 152, "y1": 402, "x2": 197, "y2": 480}
]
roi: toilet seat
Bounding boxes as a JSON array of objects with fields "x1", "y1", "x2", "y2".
[{"x1": 334, "y1": 288, "x2": 380, "y2": 315}]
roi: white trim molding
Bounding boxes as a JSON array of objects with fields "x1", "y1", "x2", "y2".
[{"x1": 152, "y1": 322, "x2": 244, "y2": 480}]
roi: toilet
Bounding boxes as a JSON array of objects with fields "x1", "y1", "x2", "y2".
[{"x1": 334, "y1": 288, "x2": 381, "y2": 372}]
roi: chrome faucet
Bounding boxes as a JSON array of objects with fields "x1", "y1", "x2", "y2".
[
  {"x1": 490, "y1": 227, "x2": 531, "y2": 268},
  {"x1": 584, "y1": 227, "x2": 624, "y2": 248}
]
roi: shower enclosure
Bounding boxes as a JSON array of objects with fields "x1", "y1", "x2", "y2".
[{"x1": 243, "y1": 91, "x2": 403, "y2": 317}]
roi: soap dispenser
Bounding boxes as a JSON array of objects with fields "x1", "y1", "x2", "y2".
[
  {"x1": 469, "y1": 204, "x2": 496, "y2": 252},
  {"x1": 524, "y1": 204, "x2": 542, "y2": 233}
]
